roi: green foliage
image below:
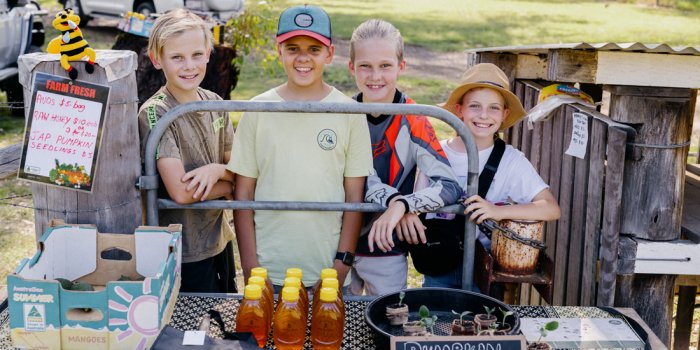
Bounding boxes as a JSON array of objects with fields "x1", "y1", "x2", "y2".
[
  {"x1": 452, "y1": 309, "x2": 472, "y2": 324},
  {"x1": 419, "y1": 305, "x2": 438, "y2": 334},
  {"x1": 419, "y1": 305, "x2": 430, "y2": 319},
  {"x1": 538, "y1": 320, "x2": 559, "y2": 341},
  {"x1": 499, "y1": 307, "x2": 514, "y2": 327},
  {"x1": 225, "y1": 0, "x2": 282, "y2": 74},
  {"x1": 483, "y1": 305, "x2": 496, "y2": 318}
]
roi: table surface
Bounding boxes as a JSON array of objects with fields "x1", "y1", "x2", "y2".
[{"x1": 0, "y1": 294, "x2": 661, "y2": 350}]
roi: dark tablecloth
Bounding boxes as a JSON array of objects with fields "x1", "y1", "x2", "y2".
[{"x1": 0, "y1": 294, "x2": 647, "y2": 349}]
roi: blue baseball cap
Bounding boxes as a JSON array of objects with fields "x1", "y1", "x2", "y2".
[{"x1": 276, "y1": 5, "x2": 332, "y2": 47}]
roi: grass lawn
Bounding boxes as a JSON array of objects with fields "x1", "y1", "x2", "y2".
[{"x1": 320, "y1": 0, "x2": 700, "y2": 52}]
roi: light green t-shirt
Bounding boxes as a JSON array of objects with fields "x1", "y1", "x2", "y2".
[{"x1": 228, "y1": 87, "x2": 373, "y2": 286}]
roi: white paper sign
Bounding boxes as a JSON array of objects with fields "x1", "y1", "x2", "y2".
[
  {"x1": 520, "y1": 318, "x2": 645, "y2": 348},
  {"x1": 182, "y1": 330, "x2": 206, "y2": 345},
  {"x1": 565, "y1": 112, "x2": 589, "y2": 159},
  {"x1": 18, "y1": 72, "x2": 110, "y2": 192}
]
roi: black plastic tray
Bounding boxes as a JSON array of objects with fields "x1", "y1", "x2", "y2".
[{"x1": 364, "y1": 288, "x2": 520, "y2": 348}]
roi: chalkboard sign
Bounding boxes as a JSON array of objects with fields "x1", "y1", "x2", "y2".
[
  {"x1": 391, "y1": 335, "x2": 527, "y2": 350},
  {"x1": 18, "y1": 72, "x2": 110, "y2": 192}
]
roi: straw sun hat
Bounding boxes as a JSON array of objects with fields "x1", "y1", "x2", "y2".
[{"x1": 442, "y1": 63, "x2": 527, "y2": 131}]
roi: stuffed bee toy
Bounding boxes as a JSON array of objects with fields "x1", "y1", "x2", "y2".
[{"x1": 47, "y1": 9, "x2": 96, "y2": 80}]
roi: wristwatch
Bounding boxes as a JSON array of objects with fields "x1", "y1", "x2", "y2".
[{"x1": 335, "y1": 251, "x2": 355, "y2": 266}]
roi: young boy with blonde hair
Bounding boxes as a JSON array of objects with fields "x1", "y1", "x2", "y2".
[
  {"x1": 229, "y1": 5, "x2": 373, "y2": 290},
  {"x1": 138, "y1": 9, "x2": 236, "y2": 293},
  {"x1": 347, "y1": 19, "x2": 461, "y2": 296}
]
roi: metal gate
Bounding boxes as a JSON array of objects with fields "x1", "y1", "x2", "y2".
[{"x1": 138, "y1": 100, "x2": 480, "y2": 290}]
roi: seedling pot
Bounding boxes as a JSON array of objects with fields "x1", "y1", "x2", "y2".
[
  {"x1": 474, "y1": 313, "x2": 497, "y2": 329},
  {"x1": 450, "y1": 319, "x2": 475, "y2": 335},
  {"x1": 386, "y1": 303, "x2": 409, "y2": 326},
  {"x1": 527, "y1": 342, "x2": 553, "y2": 349},
  {"x1": 402, "y1": 321, "x2": 427, "y2": 336},
  {"x1": 365, "y1": 288, "x2": 519, "y2": 348}
]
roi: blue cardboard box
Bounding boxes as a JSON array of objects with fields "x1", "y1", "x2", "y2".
[{"x1": 8, "y1": 222, "x2": 182, "y2": 349}]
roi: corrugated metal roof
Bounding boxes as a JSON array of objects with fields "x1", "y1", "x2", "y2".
[{"x1": 465, "y1": 42, "x2": 700, "y2": 56}]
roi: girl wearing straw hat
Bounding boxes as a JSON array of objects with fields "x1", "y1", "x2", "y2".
[{"x1": 413, "y1": 63, "x2": 560, "y2": 289}]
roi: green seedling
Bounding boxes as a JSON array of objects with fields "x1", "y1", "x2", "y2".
[
  {"x1": 538, "y1": 321, "x2": 559, "y2": 341},
  {"x1": 398, "y1": 291, "x2": 405, "y2": 306},
  {"x1": 499, "y1": 307, "x2": 514, "y2": 328},
  {"x1": 419, "y1": 305, "x2": 438, "y2": 334},
  {"x1": 451, "y1": 310, "x2": 472, "y2": 324},
  {"x1": 483, "y1": 305, "x2": 496, "y2": 318}
]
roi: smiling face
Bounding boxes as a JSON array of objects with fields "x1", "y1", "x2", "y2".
[
  {"x1": 349, "y1": 38, "x2": 406, "y2": 104},
  {"x1": 278, "y1": 35, "x2": 334, "y2": 91},
  {"x1": 150, "y1": 28, "x2": 210, "y2": 102},
  {"x1": 455, "y1": 87, "x2": 510, "y2": 148},
  {"x1": 53, "y1": 9, "x2": 81, "y2": 31}
]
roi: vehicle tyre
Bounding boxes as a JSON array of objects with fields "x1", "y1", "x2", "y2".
[
  {"x1": 31, "y1": 20, "x2": 45, "y2": 48},
  {"x1": 64, "y1": 0, "x2": 91, "y2": 27},
  {"x1": 134, "y1": 1, "x2": 156, "y2": 17}
]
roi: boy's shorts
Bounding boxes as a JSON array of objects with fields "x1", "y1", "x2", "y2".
[
  {"x1": 180, "y1": 241, "x2": 237, "y2": 293},
  {"x1": 348, "y1": 254, "x2": 407, "y2": 296}
]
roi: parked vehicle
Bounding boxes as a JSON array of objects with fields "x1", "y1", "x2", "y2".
[
  {"x1": 0, "y1": 0, "x2": 46, "y2": 116},
  {"x1": 58, "y1": 0, "x2": 244, "y2": 26}
]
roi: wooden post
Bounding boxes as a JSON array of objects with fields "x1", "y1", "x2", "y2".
[
  {"x1": 19, "y1": 50, "x2": 142, "y2": 236},
  {"x1": 673, "y1": 285, "x2": 697, "y2": 350},
  {"x1": 608, "y1": 86, "x2": 695, "y2": 239},
  {"x1": 608, "y1": 85, "x2": 695, "y2": 347},
  {"x1": 596, "y1": 127, "x2": 627, "y2": 306}
]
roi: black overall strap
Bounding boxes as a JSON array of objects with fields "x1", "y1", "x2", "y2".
[{"x1": 478, "y1": 138, "x2": 506, "y2": 197}]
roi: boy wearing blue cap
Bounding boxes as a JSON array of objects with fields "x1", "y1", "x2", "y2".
[{"x1": 228, "y1": 5, "x2": 373, "y2": 290}]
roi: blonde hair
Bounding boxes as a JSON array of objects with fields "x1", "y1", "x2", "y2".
[
  {"x1": 147, "y1": 9, "x2": 213, "y2": 60},
  {"x1": 350, "y1": 19, "x2": 404, "y2": 63}
]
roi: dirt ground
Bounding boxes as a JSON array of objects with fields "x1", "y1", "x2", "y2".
[{"x1": 331, "y1": 38, "x2": 467, "y2": 83}]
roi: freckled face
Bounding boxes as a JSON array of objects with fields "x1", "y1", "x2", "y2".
[
  {"x1": 455, "y1": 88, "x2": 510, "y2": 142},
  {"x1": 349, "y1": 38, "x2": 405, "y2": 103}
]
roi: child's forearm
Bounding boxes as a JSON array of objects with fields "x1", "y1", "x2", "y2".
[
  {"x1": 202, "y1": 181, "x2": 234, "y2": 200},
  {"x1": 233, "y1": 175, "x2": 259, "y2": 283},
  {"x1": 338, "y1": 177, "x2": 365, "y2": 252},
  {"x1": 336, "y1": 177, "x2": 365, "y2": 283},
  {"x1": 497, "y1": 190, "x2": 560, "y2": 221},
  {"x1": 496, "y1": 200, "x2": 560, "y2": 222},
  {"x1": 234, "y1": 208, "x2": 258, "y2": 282}
]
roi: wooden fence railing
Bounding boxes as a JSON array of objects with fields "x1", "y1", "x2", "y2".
[{"x1": 505, "y1": 80, "x2": 634, "y2": 307}]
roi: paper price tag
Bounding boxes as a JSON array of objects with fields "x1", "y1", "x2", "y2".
[
  {"x1": 182, "y1": 330, "x2": 206, "y2": 346},
  {"x1": 565, "y1": 112, "x2": 589, "y2": 159}
]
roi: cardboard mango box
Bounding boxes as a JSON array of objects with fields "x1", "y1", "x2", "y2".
[{"x1": 7, "y1": 221, "x2": 182, "y2": 350}]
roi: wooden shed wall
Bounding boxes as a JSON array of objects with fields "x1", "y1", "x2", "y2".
[{"x1": 505, "y1": 80, "x2": 628, "y2": 306}]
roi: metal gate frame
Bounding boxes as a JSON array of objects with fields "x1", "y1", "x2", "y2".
[{"x1": 139, "y1": 100, "x2": 480, "y2": 290}]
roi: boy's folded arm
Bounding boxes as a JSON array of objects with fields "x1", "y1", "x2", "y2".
[
  {"x1": 364, "y1": 171, "x2": 400, "y2": 207},
  {"x1": 404, "y1": 140, "x2": 463, "y2": 213},
  {"x1": 233, "y1": 174, "x2": 259, "y2": 282},
  {"x1": 157, "y1": 158, "x2": 232, "y2": 204},
  {"x1": 464, "y1": 189, "x2": 560, "y2": 223}
]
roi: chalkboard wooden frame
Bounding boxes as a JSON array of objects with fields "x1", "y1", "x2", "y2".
[
  {"x1": 390, "y1": 334, "x2": 527, "y2": 350},
  {"x1": 18, "y1": 72, "x2": 110, "y2": 192},
  {"x1": 391, "y1": 335, "x2": 527, "y2": 350}
]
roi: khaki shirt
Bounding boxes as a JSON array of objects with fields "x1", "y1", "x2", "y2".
[{"x1": 138, "y1": 87, "x2": 234, "y2": 263}]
